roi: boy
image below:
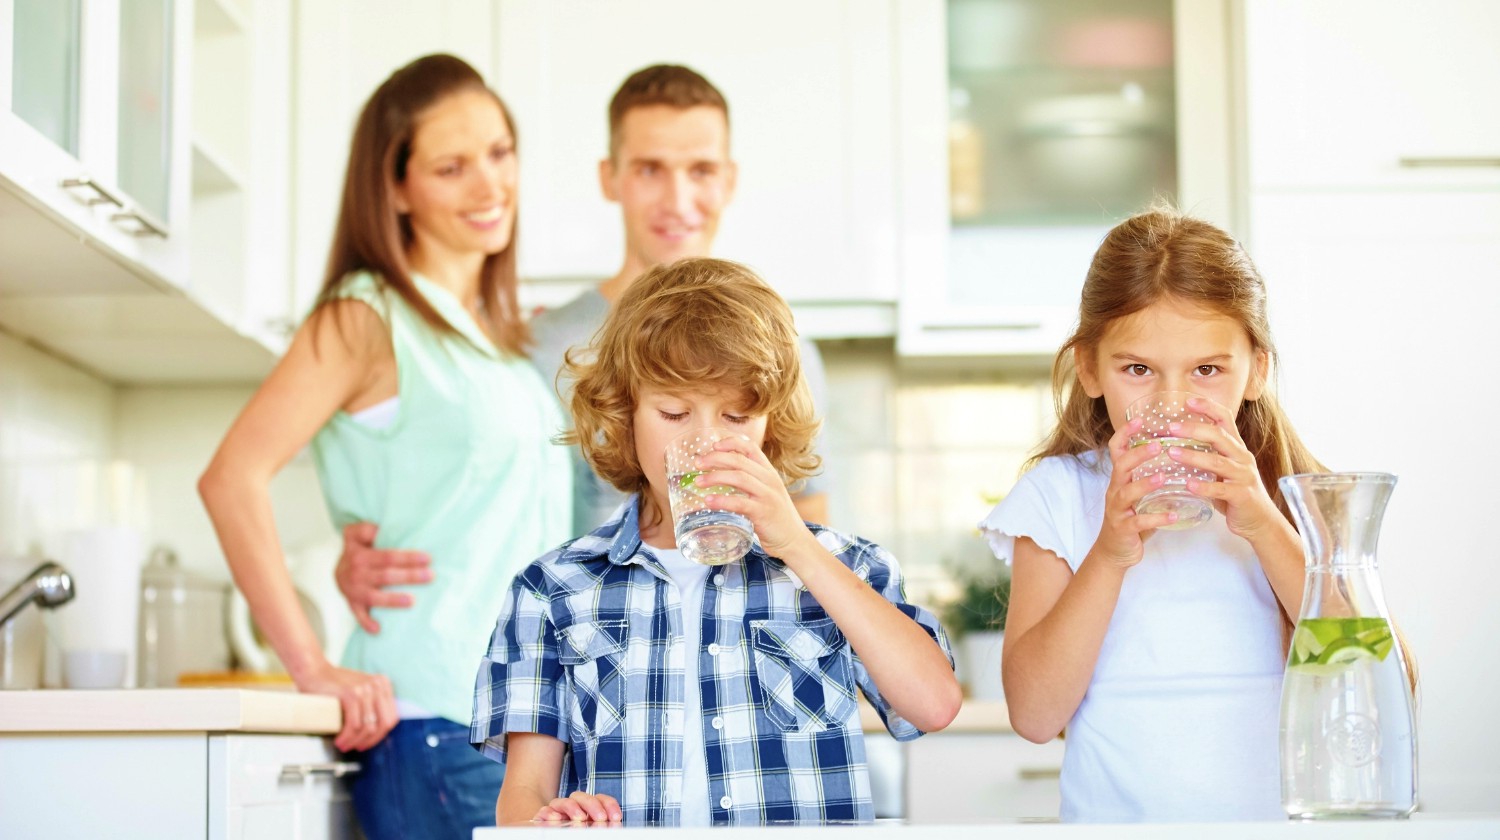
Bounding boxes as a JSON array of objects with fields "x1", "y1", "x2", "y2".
[{"x1": 471, "y1": 258, "x2": 959, "y2": 825}]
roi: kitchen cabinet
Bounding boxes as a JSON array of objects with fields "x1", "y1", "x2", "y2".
[
  {"x1": 491, "y1": 0, "x2": 901, "y2": 330},
  {"x1": 0, "y1": 0, "x2": 193, "y2": 290},
  {"x1": 0, "y1": 0, "x2": 292, "y2": 383},
  {"x1": 1243, "y1": 0, "x2": 1500, "y2": 191},
  {"x1": 905, "y1": 732, "x2": 1064, "y2": 823},
  {"x1": 0, "y1": 688, "x2": 354, "y2": 839},
  {"x1": 893, "y1": 0, "x2": 1238, "y2": 359}
]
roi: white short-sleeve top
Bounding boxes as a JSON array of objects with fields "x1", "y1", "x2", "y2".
[{"x1": 980, "y1": 451, "x2": 1286, "y2": 822}]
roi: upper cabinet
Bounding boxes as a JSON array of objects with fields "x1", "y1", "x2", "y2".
[
  {"x1": 0, "y1": 0, "x2": 291, "y2": 382},
  {"x1": 1244, "y1": 0, "x2": 1500, "y2": 191},
  {"x1": 492, "y1": 0, "x2": 901, "y2": 328},
  {"x1": 0, "y1": 0, "x2": 193, "y2": 291},
  {"x1": 894, "y1": 0, "x2": 1237, "y2": 359}
]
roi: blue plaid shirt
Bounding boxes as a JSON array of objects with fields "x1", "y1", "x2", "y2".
[{"x1": 471, "y1": 495, "x2": 953, "y2": 824}]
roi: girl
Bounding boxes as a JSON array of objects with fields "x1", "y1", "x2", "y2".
[
  {"x1": 198, "y1": 55, "x2": 570, "y2": 838},
  {"x1": 980, "y1": 207, "x2": 1323, "y2": 822}
]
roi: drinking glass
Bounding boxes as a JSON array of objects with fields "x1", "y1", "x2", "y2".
[
  {"x1": 1125, "y1": 390, "x2": 1216, "y2": 530},
  {"x1": 665, "y1": 427, "x2": 754, "y2": 566}
]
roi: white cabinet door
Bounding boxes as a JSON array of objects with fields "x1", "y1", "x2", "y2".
[
  {"x1": 0, "y1": 733, "x2": 209, "y2": 838},
  {"x1": 904, "y1": 733, "x2": 1065, "y2": 822},
  {"x1": 893, "y1": 0, "x2": 1236, "y2": 358},
  {"x1": 1244, "y1": 0, "x2": 1500, "y2": 190},
  {"x1": 494, "y1": 0, "x2": 899, "y2": 307},
  {"x1": 209, "y1": 734, "x2": 357, "y2": 840},
  {"x1": 0, "y1": 0, "x2": 192, "y2": 291}
]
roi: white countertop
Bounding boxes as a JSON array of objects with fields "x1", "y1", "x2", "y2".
[
  {"x1": 475, "y1": 815, "x2": 1499, "y2": 839},
  {"x1": 0, "y1": 688, "x2": 340, "y2": 735}
]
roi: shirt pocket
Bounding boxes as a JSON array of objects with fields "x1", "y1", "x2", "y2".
[
  {"x1": 556, "y1": 619, "x2": 630, "y2": 739},
  {"x1": 749, "y1": 618, "x2": 859, "y2": 733}
]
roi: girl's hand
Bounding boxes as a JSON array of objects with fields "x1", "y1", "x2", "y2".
[
  {"x1": 693, "y1": 436, "x2": 812, "y2": 557},
  {"x1": 1094, "y1": 417, "x2": 1181, "y2": 568},
  {"x1": 294, "y1": 661, "x2": 397, "y2": 752},
  {"x1": 534, "y1": 791, "x2": 623, "y2": 823},
  {"x1": 1167, "y1": 396, "x2": 1285, "y2": 542}
]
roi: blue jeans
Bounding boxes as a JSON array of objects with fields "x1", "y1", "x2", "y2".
[{"x1": 350, "y1": 718, "x2": 504, "y2": 840}]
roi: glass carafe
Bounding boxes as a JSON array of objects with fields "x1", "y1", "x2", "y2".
[{"x1": 1279, "y1": 473, "x2": 1417, "y2": 819}]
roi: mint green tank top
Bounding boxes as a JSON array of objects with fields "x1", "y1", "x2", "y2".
[{"x1": 311, "y1": 272, "x2": 571, "y2": 724}]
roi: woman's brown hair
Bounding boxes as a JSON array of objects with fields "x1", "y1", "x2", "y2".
[
  {"x1": 1031, "y1": 205, "x2": 1325, "y2": 522},
  {"x1": 561, "y1": 258, "x2": 820, "y2": 527},
  {"x1": 315, "y1": 53, "x2": 527, "y2": 355}
]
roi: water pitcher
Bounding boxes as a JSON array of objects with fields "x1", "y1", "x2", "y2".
[{"x1": 1279, "y1": 473, "x2": 1417, "y2": 819}]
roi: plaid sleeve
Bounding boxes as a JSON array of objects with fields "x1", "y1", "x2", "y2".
[
  {"x1": 470, "y1": 561, "x2": 570, "y2": 762},
  {"x1": 843, "y1": 537, "x2": 956, "y2": 743}
]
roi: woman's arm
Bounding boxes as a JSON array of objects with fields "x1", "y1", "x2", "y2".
[{"x1": 198, "y1": 301, "x2": 396, "y2": 751}]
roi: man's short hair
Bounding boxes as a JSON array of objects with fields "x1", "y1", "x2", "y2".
[{"x1": 608, "y1": 64, "x2": 729, "y2": 160}]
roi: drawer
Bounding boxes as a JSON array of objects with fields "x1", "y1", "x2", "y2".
[{"x1": 212, "y1": 734, "x2": 356, "y2": 807}]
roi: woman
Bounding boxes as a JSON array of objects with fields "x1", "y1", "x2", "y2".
[{"x1": 198, "y1": 54, "x2": 570, "y2": 838}]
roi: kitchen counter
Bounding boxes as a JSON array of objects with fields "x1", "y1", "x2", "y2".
[
  {"x1": 860, "y1": 698, "x2": 1011, "y2": 734},
  {"x1": 0, "y1": 688, "x2": 339, "y2": 734},
  {"x1": 474, "y1": 816, "x2": 1500, "y2": 839}
]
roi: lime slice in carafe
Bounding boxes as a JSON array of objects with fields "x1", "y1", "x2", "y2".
[{"x1": 1289, "y1": 616, "x2": 1394, "y2": 673}]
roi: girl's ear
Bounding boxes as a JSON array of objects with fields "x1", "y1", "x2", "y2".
[
  {"x1": 1075, "y1": 346, "x2": 1104, "y2": 398},
  {"x1": 1244, "y1": 349, "x2": 1271, "y2": 401}
]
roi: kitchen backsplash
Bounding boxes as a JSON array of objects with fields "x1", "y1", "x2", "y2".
[{"x1": 0, "y1": 331, "x2": 1053, "y2": 607}]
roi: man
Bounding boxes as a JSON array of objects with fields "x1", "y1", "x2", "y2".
[
  {"x1": 336, "y1": 65, "x2": 831, "y2": 631},
  {"x1": 530, "y1": 64, "x2": 831, "y2": 535}
]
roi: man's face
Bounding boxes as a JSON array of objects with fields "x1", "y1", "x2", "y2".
[{"x1": 600, "y1": 105, "x2": 737, "y2": 272}]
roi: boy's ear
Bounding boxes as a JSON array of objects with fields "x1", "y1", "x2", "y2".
[
  {"x1": 1075, "y1": 346, "x2": 1103, "y2": 398},
  {"x1": 1245, "y1": 349, "x2": 1271, "y2": 401}
]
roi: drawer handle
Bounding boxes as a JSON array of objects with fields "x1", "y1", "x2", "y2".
[
  {"x1": 60, "y1": 176, "x2": 125, "y2": 208},
  {"x1": 279, "y1": 761, "x2": 362, "y2": 782},
  {"x1": 920, "y1": 322, "x2": 1045, "y2": 332},
  {"x1": 109, "y1": 210, "x2": 169, "y2": 238},
  {"x1": 1018, "y1": 766, "x2": 1061, "y2": 781},
  {"x1": 1397, "y1": 157, "x2": 1500, "y2": 168}
]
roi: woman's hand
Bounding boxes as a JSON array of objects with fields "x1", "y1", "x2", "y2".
[
  {"x1": 693, "y1": 436, "x2": 812, "y2": 557},
  {"x1": 1093, "y1": 417, "x2": 1181, "y2": 568},
  {"x1": 335, "y1": 522, "x2": 433, "y2": 634},
  {"x1": 534, "y1": 791, "x2": 622, "y2": 824},
  {"x1": 1167, "y1": 396, "x2": 1286, "y2": 543},
  {"x1": 294, "y1": 661, "x2": 397, "y2": 752}
]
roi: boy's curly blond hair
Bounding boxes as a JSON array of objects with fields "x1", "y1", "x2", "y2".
[{"x1": 560, "y1": 258, "x2": 821, "y2": 511}]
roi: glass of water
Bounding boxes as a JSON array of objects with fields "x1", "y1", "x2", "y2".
[
  {"x1": 1125, "y1": 390, "x2": 1217, "y2": 530},
  {"x1": 665, "y1": 427, "x2": 755, "y2": 565}
]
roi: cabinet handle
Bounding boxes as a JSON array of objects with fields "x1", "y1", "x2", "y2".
[
  {"x1": 279, "y1": 761, "x2": 362, "y2": 782},
  {"x1": 1017, "y1": 767, "x2": 1061, "y2": 781},
  {"x1": 109, "y1": 210, "x2": 169, "y2": 238},
  {"x1": 1397, "y1": 157, "x2": 1500, "y2": 168},
  {"x1": 59, "y1": 177, "x2": 125, "y2": 208},
  {"x1": 920, "y1": 322, "x2": 1044, "y2": 332}
]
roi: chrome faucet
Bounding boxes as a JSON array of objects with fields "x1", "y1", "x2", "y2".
[{"x1": 0, "y1": 562, "x2": 75, "y2": 627}]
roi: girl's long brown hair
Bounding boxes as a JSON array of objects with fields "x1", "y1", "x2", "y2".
[
  {"x1": 315, "y1": 54, "x2": 527, "y2": 355},
  {"x1": 1030, "y1": 206, "x2": 1325, "y2": 522}
]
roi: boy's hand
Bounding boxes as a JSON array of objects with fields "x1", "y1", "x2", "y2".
[
  {"x1": 695, "y1": 436, "x2": 812, "y2": 557},
  {"x1": 335, "y1": 522, "x2": 433, "y2": 634},
  {"x1": 534, "y1": 791, "x2": 622, "y2": 823},
  {"x1": 1094, "y1": 417, "x2": 1180, "y2": 568}
]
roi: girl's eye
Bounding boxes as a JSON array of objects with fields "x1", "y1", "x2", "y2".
[
  {"x1": 490, "y1": 145, "x2": 513, "y2": 162},
  {"x1": 658, "y1": 411, "x2": 687, "y2": 421},
  {"x1": 724, "y1": 414, "x2": 750, "y2": 425},
  {"x1": 1125, "y1": 364, "x2": 1151, "y2": 376},
  {"x1": 1196, "y1": 364, "x2": 1220, "y2": 376},
  {"x1": 438, "y1": 164, "x2": 461, "y2": 177}
]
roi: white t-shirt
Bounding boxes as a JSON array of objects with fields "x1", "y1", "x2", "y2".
[
  {"x1": 645, "y1": 545, "x2": 714, "y2": 826},
  {"x1": 979, "y1": 451, "x2": 1285, "y2": 823}
]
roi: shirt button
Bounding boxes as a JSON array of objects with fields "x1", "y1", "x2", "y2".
[
  {"x1": 707, "y1": 643, "x2": 721, "y2": 656},
  {"x1": 713, "y1": 574, "x2": 726, "y2": 586},
  {"x1": 720, "y1": 796, "x2": 733, "y2": 809},
  {"x1": 711, "y1": 716, "x2": 724, "y2": 730},
  {"x1": 425, "y1": 734, "x2": 440, "y2": 748}
]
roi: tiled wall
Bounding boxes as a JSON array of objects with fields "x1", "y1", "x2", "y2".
[
  {"x1": 819, "y1": 339, "x2": 1053, "y2": 606},
  {"x1": 1, "y1": 331, "x2": 1052, "y2": 606}
]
